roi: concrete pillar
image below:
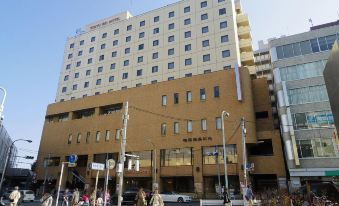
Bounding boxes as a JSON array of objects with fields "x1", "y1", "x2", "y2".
[{"x1": 193, "y1": 147, "x2": 203, "y2": 198}]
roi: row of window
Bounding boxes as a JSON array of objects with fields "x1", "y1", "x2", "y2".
[
  {"x1": 296, "y1": 138, "x2": 338, "y2": 158},
  {"x1": 160, "y1": 117, "x2": 223, "y2": 135},
  {"x1": 279, "y1": 60, "x2": 327, "y2": 81},
  {"x1": 292, "y1": 110, "x2": 334, "y2": 130},
  {"x1": 276, "y1": 33, "x2": 339, "y2": 60},
  {"x1": 69, "y1": 1, "x2": 227, "y2": 48},
  {"x1": 287, "y1": 84, "x2": 329, "y2": 105}
]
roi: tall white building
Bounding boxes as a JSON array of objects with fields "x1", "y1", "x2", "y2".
[{"x1": 56, "y1": 0, "x2": 254, "y2": 102}]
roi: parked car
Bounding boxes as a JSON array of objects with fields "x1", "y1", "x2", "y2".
[
  {"x1": 18, "y1": 190, "x2": 35, "y2": 202},
  {"x1": 121, "y1": 188, "x2": 152, "y2": 205},
  {"x1": 160, "y1": 191, "x2": 192, "y2": 203}
]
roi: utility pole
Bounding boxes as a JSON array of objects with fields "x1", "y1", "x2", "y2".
[
  {"x1": 215, "y1": 146, "x2": 221, "y2": 198},
  {"x1": 221, "y1": 111, "x2": 230, "y2": 190},
  {"x1": 241, "y1": 117, "x2": 248, "y2": 205},
  {"x1": 117, "y1": 102, "x2": 129, "y2": 206},
  {"x1": 43, "y1": 153, "x2": 51, "y2": 194}
]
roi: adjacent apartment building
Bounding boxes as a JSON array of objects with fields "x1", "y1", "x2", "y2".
[
  {"x1": 55, "y1": 0, "x2": 254, "y2": 102},
  {"x1": 270, "y1": 21, "x2": 339, "y2": 188},
  {"x1": 0, "y1": 124, "x2": 17, "y2": 185}
]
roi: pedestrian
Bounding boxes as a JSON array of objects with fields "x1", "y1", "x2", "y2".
[
  {"x1": 17, "y1": 191, "x2": 24, "y2": 206},
  {"x1": 149, "y1": 189, "x2": 164, "y2": 206},
  {"x1": 96, "y1": 195, "x2": 104, "y2": 206},
  {"x1": 9, "y1": 186, "x2": 21, "y2": 206},
  {"x1": 223, "y1": 189, "x2": 231, "y2": 206},
  {"x1": 40, "y1": 192, "x2": 53, "y2": 206},
  {"x1": 90, "y1": 190, "x2": 96, "y2": 206},
  {"x1": 0, "y1": 191, "x2": 5, "y2": 206},
  {"x1": 62, "y1": 189, "x2": 70, "y2": 206},
  {"x1": 82, "y1": 193, "x2": 89, "y2": 206},
  {"x1": 104, "y1": 190, "x2": 110, "y2": 205},
  {"x1": 245, "y1": 185, "x2": 254, "y2": 206},
  {"x1": 135, "y1": 188, "x2": 147, "y2": 206},
  {"x1": 72, "y1": 188, "x2": 80, "y2": 206}
]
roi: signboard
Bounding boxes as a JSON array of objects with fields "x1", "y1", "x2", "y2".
[
  {"x1": 69, "y1": 155, "x2": 78, "y2": 164},
  {"x1": 68, "y1": 163, "x2": 77, "y2": 167},
  {"x1": 106, "y1": 159, "x2": 116, "y2": 169},
  {"x1": 89, "y1": 162, "x2": 105, "y2": 171}
]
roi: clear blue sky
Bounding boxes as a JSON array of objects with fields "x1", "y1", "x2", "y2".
[{"x1": 0, "y1": 0, "x2": 339, "y2": 168}]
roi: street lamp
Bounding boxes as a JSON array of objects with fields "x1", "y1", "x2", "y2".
[
  {"x1": 0, "y1": 139, "x2": 32, "y2": 191},
  {"x1": 221, "y1": 111, "x2": 230, "y2": 191},
  {"x1": 0, "y1": 87, "x2": 7, "y2": 125},
  {"x1": 145, "y1": 139, "x2": 157, "y2": 191}
]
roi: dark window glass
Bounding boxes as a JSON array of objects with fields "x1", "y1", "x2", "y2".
[
  {"x1": 201, "y1": 1, "x2": 207, "y2": 8},
  {"x1": 214, "y1": 86, "x2": 220, "y2": 97},
  {"x1": 140, "y1": 20, "x2": 145, "y2": 27},
  {"x1": 185, "y1": 31, "x2": 191, "y2": 38},
  {"x1": 174, "y1": 93, "x2": 179, "y2": 104},
  {"x1": 219, "y1": 8, "x2": 226, "y2": 15},
  {"x1": 185, "y1": 44, "x2": 191, "y2": 51},
  {"x1": 326, "y1": 35, "x2": 337, "y2": 50},
  {"x1": 221, "y1": 35, "x2": 229, "y2": 43},
  {"x1": 255, "y1": 111, "x2": 269, "y2": 119},
  {"x1": 201, "y1": 13, "x2": 208, "y2": 21},
  {"x1": 276, "y1": 46, "x2": 284, "y2": 59},
  {"x1": 154, "y1": 16, "x2": 160, "y2": 22},
  {"x1": 300, "y1": 40, "x2": 312, "y2": 55},
  {"x1": 169, "y1": 11, "x2": 175, "y2": 18},
  {"x1": 282, "y1": 44, "x2": 294, "y2": 58},
  {"x1": 310, "y1": 38, "x2": 320, "y2": 53},
  {"x1": 293, "y1": 43, "x2": 301, "y2": 56},
  {"x1": 200, "y1": 88, "x2": 206, "y2": 100},
  {"x1": 184, "y1": 6, "x2": 190, "y2": 13},
  {"x1": 318, "y1": 37, "x2": 328, "y2": 51}
]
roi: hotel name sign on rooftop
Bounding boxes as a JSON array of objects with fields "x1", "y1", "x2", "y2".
[{"x1": 85, "y1": 11, "x2": 133, "y2": 31}]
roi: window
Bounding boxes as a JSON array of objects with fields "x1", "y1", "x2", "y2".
[
  {"x1": 66, "y1": 64, "x2": 71, "y2": 70},
  {"x1": 300, "y1": 40, "x2": 312, "y2": 55},
  {"x1": 256, "y1": 111, "x2": 269, "y2": 119},
  {"x1": 201, "y1": 1, "x2": 207, "y2": 8},
  {"x1": 77, "y1": 133, "x2": 81, "y2": 143},
  {"x1": 221, "y1": 35, "x2": 229, "y2": 43},
  {"x1": 292, "y1": 111, "x2": 334, "y2": 130},
  {"x1": 310, "y1": 38, "x2": 320, "y2": 53},
  {"x1": 105, "y1": 130, "x2": 110, "y2": 141},
  {"x1": 137, "y1": 69, "x2": 143, "y2": 76},
  {"x1": 280, "y1": 60, "x2": 326, "y2": 81},
  {"x1": 152, "y1": 66, "x2": 159, "y2": 73},
  {"x1": 160, "y1": 148, "x2": 193, "y2": 166},
  {"x1": 201, "y1": 119, "x2": 207, "y2": 131},
  {"x1": 220, "y1": 21, "x2": 227, "y2": 29},
  {"x1": 95, "y1": 92, "x2": 100, "y2": 95},
  {"x1": 136, "y1": 83, "x2": 142, "y2": 87},
  {"x1": 326, "y1": 35, "x2": 337, "y2": 50},
  {"x1": 114, "y1": 29, "x2": 119, "y2": 35},
  {"x1": 84, "y1": 82, "x2": 89, "y2": 88},
  {"x1": 202, "y1": 26, "x2": 209, "y2": 33},
  {"x1": 184, "y1": 19, "x2": 191, "y2": 25},
  {"x1": 202, "y1": 40, "x2": 209, "y2": 47},
  {"x1": 218, "y1": 0, "x2": 225, "y2": 2},
  {"x1": 112, "y1": 51, "x2": 117, "y2": 57},
  {"x1": 62, "y1": 87, "x2": 67, "y2": 93},
  {"x1": 122, "y1": 72, "x2": 128, "y2": 79},
  {"x1": 152, "y1": 52, "x2": 158, "y2": 59},
  {"x1": 203, "y1": 145, "x2": 238, "y2": 164},
  {"x1": 168, "y1": 77, "x2": 174, "y2": 81},
  {"x1": 187, "y1": 120, "x2": 193, "y2": 132},
  {"x1": 78, "y1": 50, "x2": 83, "y2": 56},
  {"x1": 168, "y1": 48, "x2": 174, "y2": 56},
  {"x1": 214, "y1": 86, "x2": 220, "y2": 97},
  {"x1": 168, "y1": 62, "x2": 174, "y2": 69},
  {"x1": 168, "y1": 11, "x2": 175, "y2": 18},
  {"x1": 219, "y1": 8, "x2": 226, "y2": 15},
  {"x1": 76, "y1": 61, "x2": 81, "y2": 67},
  {"x1": 151, "y1": 80, "x2": 157, "y2": 84},
  {"x1": 138, "y1": 56, "x2": 144, "y2": 63},
  {"x1": 89, "y1": 47, "x2": 94, "y2": 53},
  {"x1": 125, "y1": 48, "x2": 130, "y2": 54},
  {"x1": 318, "y1": 37, "x2": 328, "y2": 51},
  {"x1": 138, "y1": 44, "x2": 144, "y2": 50},
  {"x1": 68, "y1": 53, "x2": 73, "y2": 59},
  {"x1": 184, "y1": 6, "x2": 190, "y2": 13},
  {"x1": 86, "y1": 70, "x2": 91, "y2": 76},
  {"x1": 140, "y1": 20, "x2": 145, "y2": 27},
  {"x1": 203, "y1": 54, "x2": 210, "y2": 62},
  {"x1": 153, "y1": 40, "x2": 159, "y2": 46},
  {"x1": 162, "y1": 95, "x2": 167, "y2": 106},
  {"x1": 110, "y1": 63, "x2": 116, "y2": 70},
  {"x1": 126, "y1": 36, "x2": 131, "y2": 42},
  {"x1": 185, "y1": 44, "x2": 192, "y2": 52},
  {"x1": 204, "y1": 69, "x2": 211, "y2": 74},
  {"x1": 186, "y1": 91, "x2": 192, "y2": 102},
  {"x1": 127, "y1": 25, "x2": 132, "y2": 31},
  {"x1": 169, "y1": 23, "x2": 175, "y2": 30},
  {"x1": 184, "y1": 31, "x2": 191, "y2": 38},
  {"x1": 74, "y1": 72, "x2": 79, "y2": 78},
  {"x1": 70, "y1": 43, "x2": 74, "y2": 48},
  {"x1": 101, "y1": 44, "x2": 106, "y2": 49},
  {"x1": 68, "y1": 134, "x2": 72, "y2": 144},
  {"x1": 216, "y1": 117, "x2": 222, "y2": 130},
  {"x1": 113, "y1": 40, "x2": 118, "y2": 46},
  {"x1": 102, "y1": 33, "x2": 107, "y2": 38},
  {"x1": 185, "y1": 58, "x2": 192, "y2": 66},
  {"x1": 73, "y1": 84, "x2": 78, "y2": 90},
  {"x1": 201, "y1": 13, "x2": 208, "y2": 21},
  {"x1": 80, "y1": 40, "x2": 84, "y2": 45},
  {"x1": 139, "y1": 32, "x2": 145, "y2": 38},
  {"x1": 154, "y1": 16, "x2": 159, "y2": 22},
  {"x1": 99, "y1": 55, "x2": 104, "y2": 61},
  {"x1": 87, "y1": 58, "x2": 93, "y2": 64},
  {"x1": 64, "y1": 75, "x2": 69, "y2": 81},
  {"x1": 124, "y1": 60, "x2": 129, "y2": 66},
  {"x1": 109, "y1": 76, "x2": 114, "y2": 82},
  {"x1": 161, "y1": 123, "x2": 167, "y2": 135},
  {"x1": 200, "y1": 88, "x2": 206, "y2": 100},
  {"x1": 288, "y1": 85, "x2": 328, "y2": 105},
  {"x1": 153, "y1": 28, "x2": 160, "y2": 34},
  {"x1": 96, "y1": 131, "x2": 100, "y2": 142},
  {"x1": 121, "y1": 86, "x2": 127, "y2": 90},
  {"x1": 222, "y1": 50, "x2": 230, "y2": 58},
  {"x1": 174, "y1": 122, "x2": 180, "y2": 134},
  {"x1": 97, "y1": 67, "x2": 103, "y2": 73},
  {"x1": 168, "y1": 35, "x2": 175, "y2": 42},
  {"x1": 174, "y1": 93, "x2": 179, "y2": 104},
  {"x1": 96, "y1": 79, "x2": 101, "y2": 85}
]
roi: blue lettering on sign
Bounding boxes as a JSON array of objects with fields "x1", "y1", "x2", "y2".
[{"x1": 69, "y1": 155, "x2": 78, "y2": 163}]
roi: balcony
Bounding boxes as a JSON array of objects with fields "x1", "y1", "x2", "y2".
[
  {"x1": 239, "y1": 39, "x2": 253, "y2": 52},
  {"x1": 240, "y1": 51, "x2": 254, "y2": 65},
  {"x1": 237, "y1": 26, "x2": 251, "y2": 39},
  {"x1": 237, "y1": 13, "x2": 250, "y2": 26}
]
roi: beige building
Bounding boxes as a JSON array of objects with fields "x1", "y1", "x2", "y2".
[
  {"x1": 37, "y1": 68, "x2": 286, "y2": 197},
  {"x1": 56, "y1": 0, "x2": 254, "y2": 102}
]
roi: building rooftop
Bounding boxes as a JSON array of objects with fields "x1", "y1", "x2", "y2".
[{"x1": 310, "y1": 20, "x2": 339, "y2": 31}]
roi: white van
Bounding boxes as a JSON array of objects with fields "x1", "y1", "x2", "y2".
[{"x1": 20, "y1": 190, "x2": 35, "y2": 202}]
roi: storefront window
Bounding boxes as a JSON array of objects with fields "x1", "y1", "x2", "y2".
[
  {"x1": 160, "y1": 148, "x2": 192, "y2": 166},
  {"x1": 203, "y1": 145, "x2": 237, "y2": 164},
  {"x1": 126, "y1": 151, "x2": 152, "y2": 167},
  {"x1": 297, "y1": 139, "x2": 337, "y2": 158},
  {"x1": 292, "y1": 111, "x2": 334, "y2": 130}
]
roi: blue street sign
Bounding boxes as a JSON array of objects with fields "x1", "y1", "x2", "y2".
[{"x1": 69, "y1": 154, "x2": 78, "y2": 164}]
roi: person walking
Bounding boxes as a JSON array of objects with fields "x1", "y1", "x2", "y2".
[
  {"x1": 72, "y1": 188, "x2": 80, "y2": 206},
  {"x1": 135, "y1": 188, "x2": 147, "y2": 206},
  {"x1": 149, "y1": 189, "x2": 163, "y2": 206},
  {"x1": 90, "y1": 190, "x2": 96, "y2": 206},
  {"x1": 245, "y1": 185, "x2": 254, "y2": 206},
  {"x1": 9, "y1": 186, "x2": 21, "y2": 206},
  {"x1": 82, "y1": 193, "x2": 89, "y2": 206},
  {"x1": 40, "y1": 192, "x2": 53, "y2": 206},
  {"x1": 62, "y1": 189, "x2": 70, "y2": 206},
  {"x1": 223, "y1": 189, "x2": 231, "y2": 206}
]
